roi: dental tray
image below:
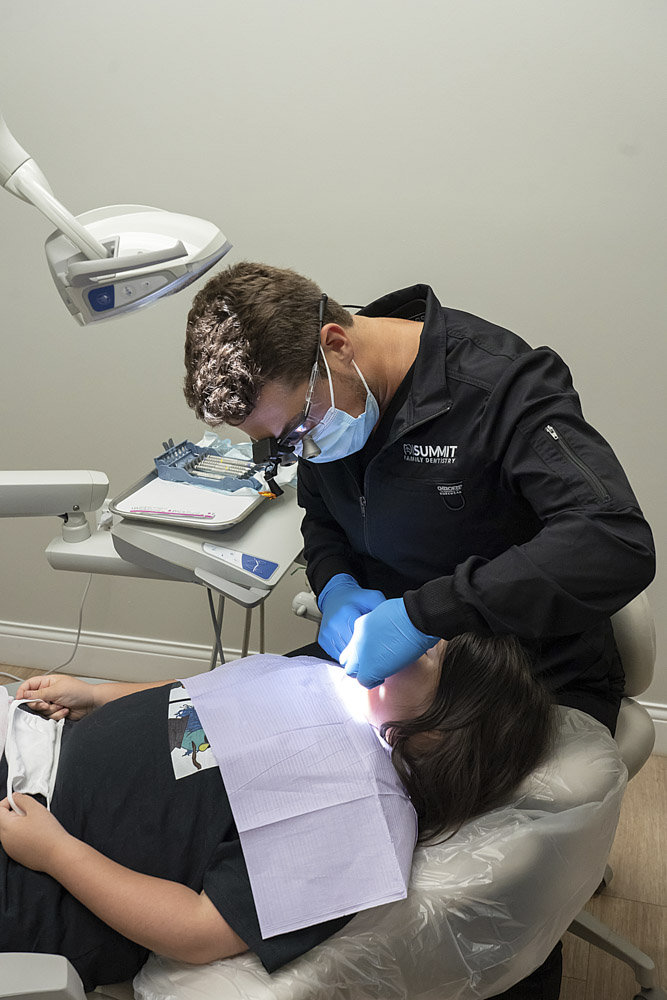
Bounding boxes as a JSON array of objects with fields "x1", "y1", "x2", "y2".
[
  {"x1": 154, "y1": 438, "x2": 262, "y2": 493},
  {"x1": 108, "y1": 438, "x2": 267, "y2": 530},
  {"x1": 109, "y1": 469, "x2": 265, "y2": 530}
]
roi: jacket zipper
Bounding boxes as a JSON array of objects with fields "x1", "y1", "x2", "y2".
[
  {"x1": 341, "y1": 461, "x2": 372, "y2": 552},
  {"x1": 359, "y1": 488, "x2": 370, "y2": 551},
  {"x1": 360, "y1": 493, "x2": 370, "y2": 553},
  {"x1": 544, "y1": 425, "x2": 610, "y2": 500}
]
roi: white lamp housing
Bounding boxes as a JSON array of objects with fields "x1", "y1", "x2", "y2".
[
  {"x1": 44, "y1": 204, "x2": 231, "y2": 325},
  {"x1": 1, "y1": 112, "x2": 231, "y2": 324}
]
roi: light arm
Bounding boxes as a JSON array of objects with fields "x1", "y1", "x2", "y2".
[
  {"x1": 0, "y1": 112, "x2": 110, "y2": 260},
  {"x1": 0, "y1": 112, "x2": 31, "y2": 183}
]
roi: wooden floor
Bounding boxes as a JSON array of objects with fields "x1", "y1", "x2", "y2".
[
  {"x1": 2, "y1": 664, "x2": 666, "y2": 1000},
  {"x1": 561, "y1": 750, "x2": 667, "y2": 1000}
]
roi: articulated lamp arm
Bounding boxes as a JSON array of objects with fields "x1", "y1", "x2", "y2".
[{"x1": 0, "y1": 113, "x2": 110, "y2": 260}]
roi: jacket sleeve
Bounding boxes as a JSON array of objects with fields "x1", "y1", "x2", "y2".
[
  {"x1": 404, "y1": 348, "x2": 656, "y2": 639},
  {"x1": 297, "y1": 460, "x2": 364, "y2": 597}
]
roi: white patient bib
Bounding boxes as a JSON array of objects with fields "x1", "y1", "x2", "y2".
[
  {"x1": 182, "y1": 655, "x2": 417, "y2": 938},
  {"x1": 3, "y1": 697, "x2": 64, "y2": 815}
]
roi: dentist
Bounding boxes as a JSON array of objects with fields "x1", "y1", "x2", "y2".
[
  {"x1": 183, "y1": 260, "x2": 655, "y2": 1000},
  {"x1": 183, "y1": 261, "x2": 655, "y2": 737}
]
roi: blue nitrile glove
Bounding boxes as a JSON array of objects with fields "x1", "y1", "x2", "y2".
[
  {"x1": 340, "y1": 598, "x2": 439, "y2": 688},
  {"x1": 317, "y1": 574, "x2": 387, "y2": 660}
]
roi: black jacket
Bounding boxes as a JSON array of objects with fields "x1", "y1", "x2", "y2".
[{"x1": 297, "y1": 285, "x2": 655, "y2": 729}]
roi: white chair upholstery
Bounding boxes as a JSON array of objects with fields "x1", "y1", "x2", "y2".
[{"x1": 609, "y1": 591, "x2": 657, "y2": 778}]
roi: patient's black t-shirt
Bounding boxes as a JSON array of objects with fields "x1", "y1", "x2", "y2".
[{"x1": 0, "y1": 684, "x2": 353, "y2": 991}]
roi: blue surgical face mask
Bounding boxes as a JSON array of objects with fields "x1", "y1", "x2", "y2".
[{"x1": 293, "y1": 350, "x2": 380, "y2": 463}]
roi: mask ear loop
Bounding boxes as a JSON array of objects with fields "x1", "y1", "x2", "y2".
[
  {"x1": 352, "y1": 360, "x2": 373, "y2": 398},
  {"x1": 319, "y1": 345, "x2": 335, "y2": 408}
]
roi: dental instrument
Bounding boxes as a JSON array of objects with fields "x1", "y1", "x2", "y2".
[{"x1": 153, "y1": 439, "x2": 262, "y2": 494}]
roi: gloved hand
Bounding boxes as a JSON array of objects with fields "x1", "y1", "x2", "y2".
[
  {"x1": 340, "y1": 598, "x2": 439, "y2": 688},
  {"x1": 317, "y1": 574, "x2": 387, "y2": 660}
]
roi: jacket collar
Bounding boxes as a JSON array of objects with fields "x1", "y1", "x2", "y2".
[{"x1": 359, "y1": 284, "x2": 452, "y2": 435}]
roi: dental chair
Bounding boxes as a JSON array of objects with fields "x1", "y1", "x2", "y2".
[{"x1": 1, "y1": 591, "x2": 663, "y2": 1000}]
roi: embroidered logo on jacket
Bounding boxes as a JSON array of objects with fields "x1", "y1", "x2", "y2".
[{"x1": 403, "y1": 443, "x2": 458, "y2": 465}]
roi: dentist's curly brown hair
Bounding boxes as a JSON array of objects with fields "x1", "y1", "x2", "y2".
[{"x1": 183, "y1": 261, "x2": 352, "y2": 426}]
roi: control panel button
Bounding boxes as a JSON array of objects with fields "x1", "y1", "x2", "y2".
[
  {"x1": 88, "y1": 285, "x2": 115, "y2": 312},
  {"x1": 203, "y1": 543, "x2": 278, "y2": 581}
]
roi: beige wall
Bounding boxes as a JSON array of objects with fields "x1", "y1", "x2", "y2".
[{"x1": 0, "y1": 2, "x2": 664, "y2": 705}]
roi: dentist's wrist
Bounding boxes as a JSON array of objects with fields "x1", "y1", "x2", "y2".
[{"x1": 397, "y1": 599, "x2": 439, "y2": 646}]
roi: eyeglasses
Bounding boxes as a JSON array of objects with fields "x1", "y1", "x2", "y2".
[
  {"x1": 251, "y1": 293, "x2": 328, "y2": 480},
  {"x1": 275, "y1": 293, "x2": 328, "y2": 451}
]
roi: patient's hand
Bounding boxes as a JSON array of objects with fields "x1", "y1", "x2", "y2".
[
  {"x1": 0, "y1": 794, "x2": 70, "y2": 872},
  {"x1": 15, "y1": 675, "x2": 100, "y2": 721}
]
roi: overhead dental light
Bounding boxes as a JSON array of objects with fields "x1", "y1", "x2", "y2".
[{"x1": 0, "y1": 111, "x2": 231, "y2": 324}]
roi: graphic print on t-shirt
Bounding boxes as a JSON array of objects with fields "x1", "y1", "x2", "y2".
[{"x1": 168, "y1": 683, "x2": 218, "y2": 779}]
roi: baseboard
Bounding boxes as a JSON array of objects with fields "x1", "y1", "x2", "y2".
[{"x1": 0, "y1": 620, "x2": 244, "y2": 683}]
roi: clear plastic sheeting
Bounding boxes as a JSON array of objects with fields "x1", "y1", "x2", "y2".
[{"x1": 134, "y1": 707, "x2": 627, "y2": 1000}]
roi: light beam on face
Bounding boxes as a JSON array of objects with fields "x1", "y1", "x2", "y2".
[{"x1": 325, "y1": 663, "x2": 373, "y2": 725}]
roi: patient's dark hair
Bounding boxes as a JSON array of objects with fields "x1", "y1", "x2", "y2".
[{"x1": 383, "y1": 634, "x2": 556, "y2": 843}]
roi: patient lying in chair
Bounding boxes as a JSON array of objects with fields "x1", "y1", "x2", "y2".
[{"x1": 0, "y1": 635, "x2": 554, "y2": 992}]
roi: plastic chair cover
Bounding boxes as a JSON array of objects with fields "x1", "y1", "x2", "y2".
[{"x1": 134, "y1": 707, "x2": 627, "y2": 1000}]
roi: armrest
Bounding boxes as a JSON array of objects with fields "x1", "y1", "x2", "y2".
[
  {"x1": 614, "y1": 696, "x2": 656, "y2": 780},
  {"x1": 0, "y1": 953, "x2": 86, "y2": 1000}
]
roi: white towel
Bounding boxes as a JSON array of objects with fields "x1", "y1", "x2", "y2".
[{"x1": 4, "y1": 698, "x2": 64, "y2": 815}]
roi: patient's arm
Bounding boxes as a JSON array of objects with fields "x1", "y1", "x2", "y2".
[
  {"x1": 20, "y1": 648, "x2": 444, "y2": 728},
  {"x1": 16, "y1": 674, "x2": 175, "y2": 721},
  {"x1": 0, "y1": 793, "x2": 248, "y2": 965}
]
